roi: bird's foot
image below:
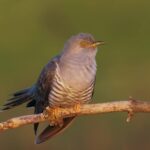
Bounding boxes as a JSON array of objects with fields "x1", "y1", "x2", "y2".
[
  {"x1": 44, "y1": 107, "x2": 64, "y2": 127},
  {"x1": 73, "y1": 103, "x2": 81, "y2": 114}
]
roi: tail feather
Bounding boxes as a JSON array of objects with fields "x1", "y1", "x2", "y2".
[
  {"x1": 13, "y1": 88, "x2": 30, "y2": 97},
  {"x1": 34, "y1": 123, "x2": 39, "y2": 135},
  {"x1": 2, "y1": 87, "x2": 34, "y2": 110},
  {"x1": 26, "y1": 99, "x2": 36, "y2": 108},
  {"x1": 35, "y1": 117, "x2": 75, "y2": 144}
]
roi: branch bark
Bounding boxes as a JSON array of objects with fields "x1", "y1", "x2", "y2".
[{"x1": 1, "y1": 98, "x2": 150, "y2": 132}]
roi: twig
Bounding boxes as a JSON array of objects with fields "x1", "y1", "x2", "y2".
[{"x1": 1, "y1": 98, "x2": 150, "y2": 132}]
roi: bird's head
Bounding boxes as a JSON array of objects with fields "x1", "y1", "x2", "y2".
[{"x1": 62, "y1": 33, "x2": 104, "y2": 57}]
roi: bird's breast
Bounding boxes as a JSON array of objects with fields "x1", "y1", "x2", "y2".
[
  {"x1": 48, "y1": 62, "x2": 96, "y2": 107},
  {"x1": 59, "y1": 61, "x2": 96, "y2": 90}
]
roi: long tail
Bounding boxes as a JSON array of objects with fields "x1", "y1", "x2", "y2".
[
  {"x1": 2, "y1": 87, "x2": 35, "y2": 110},
  {"x1": 35, "y1": 116, "x2": 75, "y2": 144}
]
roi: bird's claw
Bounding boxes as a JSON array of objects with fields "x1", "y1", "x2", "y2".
[
  {"x1": 44, "y1": 107, "x2": 64, "y2": 127},
  {"x1": 73, "y1": 103, "x2": 81, "y2": 114}
]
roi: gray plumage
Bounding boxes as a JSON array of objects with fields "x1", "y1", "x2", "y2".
[{"x1": 2, "y1": 33, "x2": 103, "y2": 144}]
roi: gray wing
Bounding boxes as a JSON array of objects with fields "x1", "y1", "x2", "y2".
[{"x1": 33, "y1": 55, "x2": 60, "y2": 134}]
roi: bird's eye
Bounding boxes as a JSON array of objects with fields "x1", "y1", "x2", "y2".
[{"x1": 80, "y1": 40, "x2": 91, "y2": 48}]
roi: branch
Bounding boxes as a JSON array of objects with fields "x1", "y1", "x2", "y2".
[{"x1": 1, "y1": 98, "x2": 150, "y2": 132}]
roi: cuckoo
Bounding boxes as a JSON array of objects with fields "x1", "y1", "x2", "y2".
[{"x1": 2, "y1": 33, "x2": 104, "y2": 144}]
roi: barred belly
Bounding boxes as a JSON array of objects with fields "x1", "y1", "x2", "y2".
[{"x1": 48, "y1": 69, "x2": 94, "y2": 108}]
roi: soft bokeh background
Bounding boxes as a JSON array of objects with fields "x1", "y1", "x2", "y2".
[{"x1": 0, "y1": 0, "x2": 150, "y2": 150}]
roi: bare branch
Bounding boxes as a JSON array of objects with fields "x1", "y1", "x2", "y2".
[{"x1": 1, "y1": 99, "x2": 150, "y2": 132}]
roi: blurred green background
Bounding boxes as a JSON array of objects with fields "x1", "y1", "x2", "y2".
[{"x1": 0, "y1": 0, "x2": 150, "y2": 150}]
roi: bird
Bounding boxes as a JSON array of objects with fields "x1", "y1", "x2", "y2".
[{"x1": 2, "y1": 33, "x2": 104, "y2": 144}]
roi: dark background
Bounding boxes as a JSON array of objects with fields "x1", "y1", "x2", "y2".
[{"x1": 0, "y1": 0, "x2": 150, "y2": 150}]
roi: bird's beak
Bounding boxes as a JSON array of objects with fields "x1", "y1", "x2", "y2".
[{"x1": 91, "y1": 41, "x2": 105, "y2": 48}]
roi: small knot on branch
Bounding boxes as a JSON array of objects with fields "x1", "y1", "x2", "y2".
[
  {"x1": 126, "y1": 109, "x2": 134, "y2": 122},
  {"x1": 126, "y1": 96, "x2": 137, "y2": 122}
]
